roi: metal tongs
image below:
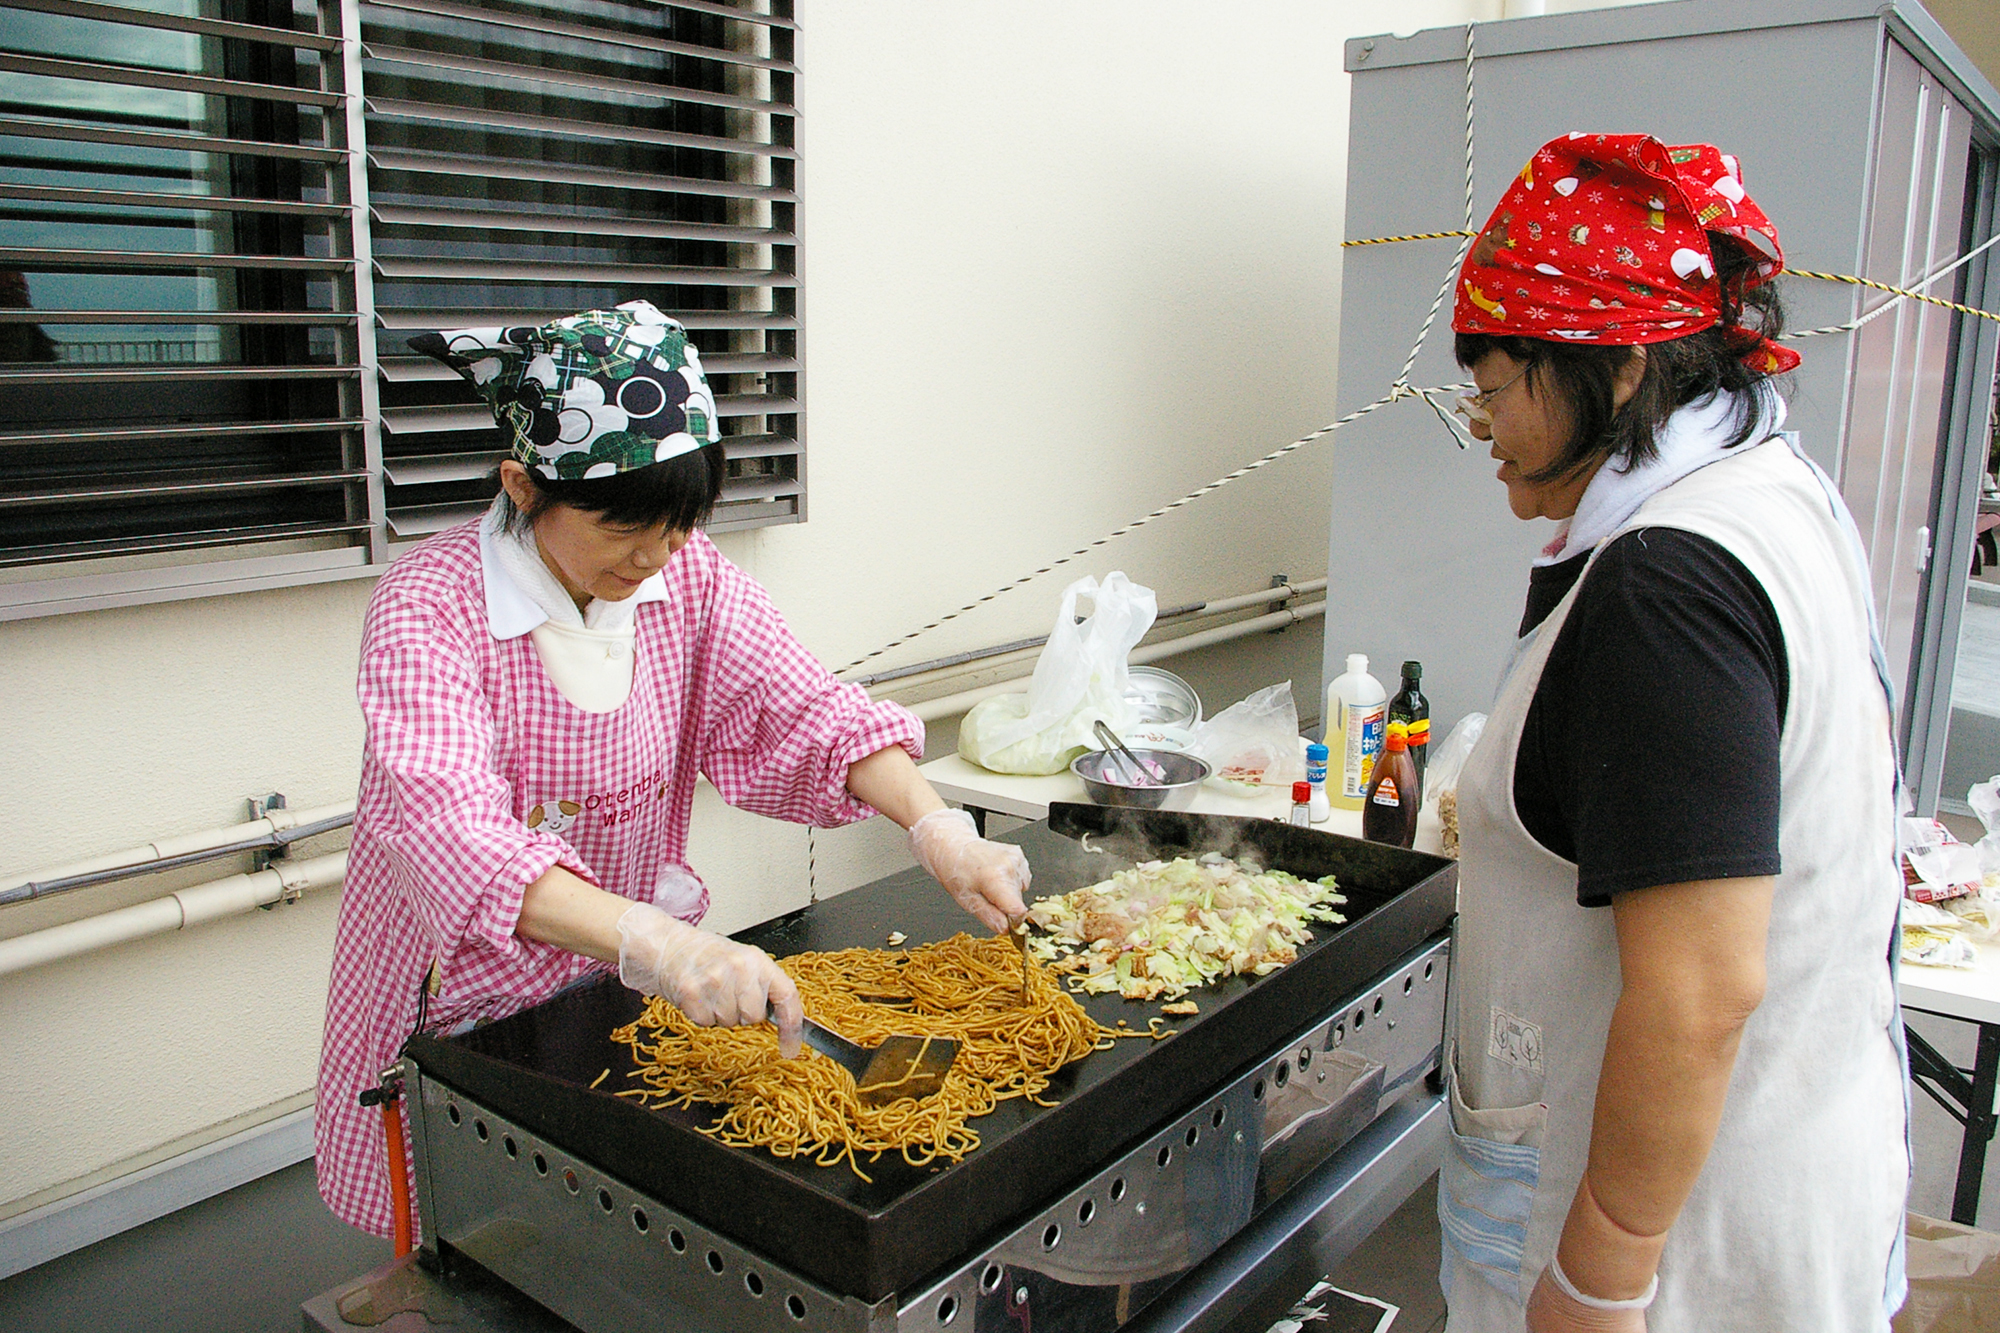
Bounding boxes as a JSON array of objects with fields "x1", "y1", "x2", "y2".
[{"x1": 1093, "y1": 720, "x2": 1165, "y2": 786}]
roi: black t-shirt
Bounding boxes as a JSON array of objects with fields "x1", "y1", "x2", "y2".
[{"x1": 1514, "y1": 527, "x2": 1788, "y2": 906}]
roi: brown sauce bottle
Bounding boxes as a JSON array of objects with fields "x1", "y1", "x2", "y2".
[{"x1": 1362, "y1": 721, "x2": 1420, "y2": 848}]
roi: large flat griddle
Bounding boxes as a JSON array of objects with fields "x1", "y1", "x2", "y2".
[{"x1": 407, "y1": 806, "x2": 1455, "y2": 1302}]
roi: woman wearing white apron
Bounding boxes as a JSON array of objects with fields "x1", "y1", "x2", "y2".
[{"x1": 1438, "y1": 135, "x2": 1907, "y2": 1331}]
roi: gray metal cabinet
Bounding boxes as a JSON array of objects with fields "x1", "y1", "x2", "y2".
[{"x1": 1325, "y1": 0, "x2": 2000, "y2": 811}]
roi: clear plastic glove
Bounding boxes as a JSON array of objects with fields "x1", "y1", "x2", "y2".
[
  {"x1": 908, "y1": 808, "x2": 1030, "y2": 933},
  {"x1": 1525, "y1": 1265, "x2": 1650, "y2": 1333},
  {"x1": 616, "y1": 903, "x2": 802, "y2": 1058}
]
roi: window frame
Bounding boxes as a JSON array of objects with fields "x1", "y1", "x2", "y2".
[{"x1": 0, "y1": 0, "x2": 801, "y2": 621}]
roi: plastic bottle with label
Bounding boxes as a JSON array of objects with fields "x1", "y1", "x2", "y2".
[
  {"x1": 1362, "y1": 721, "x2": 1420, "y2": 848},
  {"x1": 1304, "y1": 742, "x2": 1331, "y2": 823},
  {"x1": 1326, "y1": 654, "x2": 1387, "y2": 810}
]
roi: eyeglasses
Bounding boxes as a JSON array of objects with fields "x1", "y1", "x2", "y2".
[{"x1": 1453, "y1": 363, "x2": 1530, "y2": 427}]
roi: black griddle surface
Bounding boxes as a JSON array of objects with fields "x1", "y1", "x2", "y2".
[{"x1": 409, "y1": 808, "x2": 1454, "y2": 1302}]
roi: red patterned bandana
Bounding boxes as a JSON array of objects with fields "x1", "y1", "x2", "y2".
[{"x1": 1452, "y1": 132, "x2": 1800, "y2": 374}]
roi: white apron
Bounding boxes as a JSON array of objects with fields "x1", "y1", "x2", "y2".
[{"x1": 1439, "y1": 437, "x2": 1908, "y2": 1332}]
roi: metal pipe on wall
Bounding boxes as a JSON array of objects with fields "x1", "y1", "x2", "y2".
[
  {"x1": 848, "y1": 579, "x2": 1331, "y2": 694},
  {"x1": 0, "y1": 802, "x2": 355, "y2": 905},
  {"x1": 906, "y1": 599, "x2": 1328, "y2": 723},
  {"x1": 0, "y1": 852, "x2": 348, "y2": 978}
]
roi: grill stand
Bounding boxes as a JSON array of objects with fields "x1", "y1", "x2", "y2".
[{"x1": 307, "y1": 935, "x2": 1449, "y2": 1333}]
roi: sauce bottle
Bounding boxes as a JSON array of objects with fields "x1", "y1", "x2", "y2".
[
  {"x1": 1327, "y1": 654, "x2": 1386, "y2": 810},
  {"x1": 1362, "y1": 721, "x2": 1420, "y2": 848},
  {"x1": 1389, "y1": 660, "x2": 1430, "y2": 781}
]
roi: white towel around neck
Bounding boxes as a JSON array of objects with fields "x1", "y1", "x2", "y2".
[
  {"x1": 1535, "y1": 382, "x2": 1787, "y2": 567},
  {"x1": 480, "y1": 500, "x2": 666, "y2": 712}
]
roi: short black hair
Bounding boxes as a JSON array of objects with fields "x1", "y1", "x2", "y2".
[
  {"x1": 496, "y1": 441, "x2": 727, "y2": 535},
  {"x1": 1454, "y1": 234, "x2": 1789, "y2": 486}
]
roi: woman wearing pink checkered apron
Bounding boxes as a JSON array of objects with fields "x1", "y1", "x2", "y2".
[{"x1": 315, "y1": 301, "x2": 1028, "y2": 1238}]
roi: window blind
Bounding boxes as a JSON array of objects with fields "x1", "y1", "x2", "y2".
[
  {"x1": 0, "y1": 0, "x2": 799, "y2": 618},
  {"x1": 0, "y1": 0, "x2": 373, "y2": 599}
]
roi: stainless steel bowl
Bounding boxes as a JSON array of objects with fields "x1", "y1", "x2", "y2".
[
  {"x1": 1124, "y1": 666, "x2": 1203, "y2": 727},
  {"x1": 1070, "y1": 748, "x2": 1212, "y2": 810}
]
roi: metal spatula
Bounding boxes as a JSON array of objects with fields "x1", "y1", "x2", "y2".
[
  {"x1": 777, "y1": 1007, "x2": 959, "y2": 1107},
  {"x1": 1007, "y1": 913, "x2": 1033, "y2": 999}
]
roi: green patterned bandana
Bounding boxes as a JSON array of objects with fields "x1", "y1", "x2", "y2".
[{"x1": 408, "y1": 300, "x2": 720, "y2": 480}]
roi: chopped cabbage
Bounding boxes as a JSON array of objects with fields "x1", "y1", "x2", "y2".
[{"x1": 1024, "y1": 855, "x2": 1347, "y2": 1001}]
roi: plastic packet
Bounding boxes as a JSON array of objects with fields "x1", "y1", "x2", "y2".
[
  {"x1": 1425, "y1": 713, "x2": 1486, "y2": 858},
  {"x1": 1945, "y1": 891, "x2": 2000, "y2": 940},
  {"x1": 1903, "y1": 899, "x2": 1966, "y2": 931},
  {"x1": 957, "y1": 573, "x2": 1156, "y2": 775},
  {"x1": 1903, "y1": 924, "x2": 1979, "y2": 969},
  {"x1": 1903, "y1": 817, "x2": 1983, "y2": 904},
  {"x1": 1188, "y1": 681, "x2": 1304, "y2": 796}
]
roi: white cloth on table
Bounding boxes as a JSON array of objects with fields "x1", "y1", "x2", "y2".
[{"x1": 480, "y1": 499, "x2": 666, "y2": 712}]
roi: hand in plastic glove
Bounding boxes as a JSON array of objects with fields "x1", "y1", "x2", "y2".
[
  {"x1": 908, "y1": 808, "x2": 1030, "y2": 934},
  {"x1": 1524, "y1": 1264, "x2": 1651, "y2": 1333},
  {"x1": 616, "y1": 903, "x2": 803, "y2": 1058}
]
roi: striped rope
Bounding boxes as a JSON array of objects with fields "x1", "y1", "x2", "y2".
[
  {"x1": 835, "y1": 382, "x2": 1446, "y2": 674},
  {"x1": 1787, "y1": 232, "x2": 2000, "y2": 338},
  {"x1": 1384, "y1": 23, "x2": 1478, "y2": 406},
  {"x1": 1786, "y1": 267, "x2": 2000, "y2": 327},
  {"x1": 1341, "y1": 229, "x2": 1478, "y2": 247},
  {"x1": 1461, "y1": 27, "x2": 1477, "y2": 232}
]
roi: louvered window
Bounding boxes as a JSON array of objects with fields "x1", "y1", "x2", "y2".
[{"x1": 0, "y1": 0, "x2": 799, "y2": 619}]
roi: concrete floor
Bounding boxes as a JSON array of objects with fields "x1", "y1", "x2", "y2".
[
  {"x1": 0, "y1": 1160, "x2": 388, "y2": 1333},
  {"x1": 1217, "y1": 1176, "x2": 1446, "y2": 1333}
]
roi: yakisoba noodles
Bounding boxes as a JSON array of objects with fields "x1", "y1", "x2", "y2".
[{"x1": 610, "y1": 934, "x2": 1149, "y2": 1179}]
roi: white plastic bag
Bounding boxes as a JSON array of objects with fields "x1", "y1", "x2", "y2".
[
  {"x1": 1188, "y1": 681, "x2": 1304, "y2": 795},
  {"x1": 1427, "y1": 712, "x2": 1486, "y2": 858},
  {"x1": 957, "y1": 573, "x2": 1157, "y2": 775},
  {"x1": 1967, "y1": 776, "x2": 2000, "y2": 877}
]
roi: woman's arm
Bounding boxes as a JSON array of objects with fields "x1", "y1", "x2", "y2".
[
  {"x1": 517, "y1": 863, "x2": 803, "y2": 1052},
  {"x1": 843, "y1": 744, "x2": 947, "y2": 828},
  {"x1": 513, "y1": 748, "x2": 960, "y2": 965},
  {"x1": 844, "y1": 745, "x2": 1028, "y2": 933},
  {"x1": 515, "y1": 862, "x2": 629, "y2": 962},
  {"x1": 1528, "y1": 874, "x2": 1776, "y2": 1330}
]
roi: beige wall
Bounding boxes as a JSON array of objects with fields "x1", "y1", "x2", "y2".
[{"x1": 0, "y1": 0, "x2": 1498, "y2": 1218}]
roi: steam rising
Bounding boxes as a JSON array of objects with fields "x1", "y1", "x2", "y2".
[{"x1": 1063, "y1": 809, "x2": 1276, "y2": 877}]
